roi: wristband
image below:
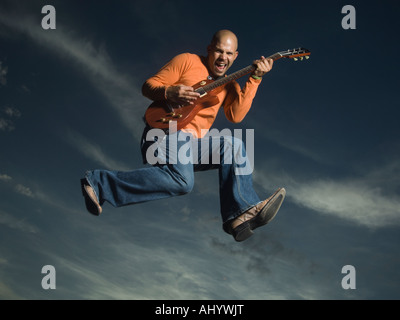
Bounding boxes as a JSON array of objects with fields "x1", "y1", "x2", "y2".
[{"x1": 251, "y1": 75, "x2": 262, "y2": 80}]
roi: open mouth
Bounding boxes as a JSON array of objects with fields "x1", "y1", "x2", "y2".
[{"x1": 215, "y1": 61, "x2": 227, "y2": 73}]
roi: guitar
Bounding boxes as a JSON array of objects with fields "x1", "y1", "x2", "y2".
[{"x1": 144, "y1": 47, "x2": 311, "y2": 130}]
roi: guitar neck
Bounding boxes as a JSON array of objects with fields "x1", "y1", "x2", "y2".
[{"x1": 199, "y1": 52, "x2": 283, "y2": 93}]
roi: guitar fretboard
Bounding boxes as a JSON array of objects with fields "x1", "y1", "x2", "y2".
[{"x1": 197, "y1": 52, "x2": 283, "y2": 94}]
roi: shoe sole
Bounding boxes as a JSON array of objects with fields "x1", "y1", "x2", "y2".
[
  {"x1": 80, "y1": 179, "x2": 102, "y2": 216},
  {"x1": 232, "y1": 188, "x2": 286, "y2": 242},
  {"x1": 252, "y1": 188, "x2": 286, "y2": 229}
]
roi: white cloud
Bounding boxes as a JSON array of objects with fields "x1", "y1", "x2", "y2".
[
  {"x1": 0, "y1": 107, "x2": 20, "y2": 132},
  {"x1": 15, "y1": 184, "x2": 34, "y2": 198},
  {"x1": 0, "y1": 174, "x2": 12, "y2": 182},
  {"x1": 0, "y1": 209, "x2": 39, "y2": 233},
  {"x1": 0, "y1": 118, "x2": 15, "y2": 131},
  {"x1": 0, "y1": 173, "x2": 37, "y2": 198},
  {"x1": 291, "y1": 179, "x2": 400, "y2": 228},
  {"x1": 0, "y1": 172, "x2": 37, "y2": 199},
  {"x1": 254, "y1": 162, "x2": 400, "y2": 229},
  {"x1": 3, "y1": 106, "x2": 21, "y2": 118},
  {"x1": 66, "y1": 130, "x2": 131, "y2": 170}
]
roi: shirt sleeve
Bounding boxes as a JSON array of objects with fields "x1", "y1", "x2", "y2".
[
  {"x1": 141, "y1": 53, "x2": 191, "y2": 101},
  {"x1": 223, "y1": 76, "x2": 262, "y2": 123}
]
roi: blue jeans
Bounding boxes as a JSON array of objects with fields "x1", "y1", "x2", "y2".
[{"x1": 84, "y1": 128, "x2": 261, "y2": 233}]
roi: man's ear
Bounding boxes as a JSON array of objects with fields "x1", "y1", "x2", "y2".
[{"x1": 234, "y1": 51, "x2": 239, "y2": 60}]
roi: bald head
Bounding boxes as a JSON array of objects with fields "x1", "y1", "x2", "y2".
[{"x1": 210, "y1": 30, "x2": 238, "y2": 51}]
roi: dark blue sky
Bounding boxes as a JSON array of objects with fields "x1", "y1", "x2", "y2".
[{"x1": 0, "y1": 0, "x2": 399, "y2": 299}]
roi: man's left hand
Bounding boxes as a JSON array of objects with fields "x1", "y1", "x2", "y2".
[{"x1": 252, "y1": 56, "x2": 273, "y2": 78}]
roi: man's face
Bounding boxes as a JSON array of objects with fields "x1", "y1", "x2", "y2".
[{"x1": 206, "y1": 38, "x2": 238, "y2": 78}]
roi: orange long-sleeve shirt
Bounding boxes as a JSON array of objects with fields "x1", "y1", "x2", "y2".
[{"x1": 142, "y1": 53, "x2": 262, "y2": 138}]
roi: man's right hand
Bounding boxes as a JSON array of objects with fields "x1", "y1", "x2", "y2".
[{"x1": 165, "y1": 85, "x2": 200, "y2": 105}]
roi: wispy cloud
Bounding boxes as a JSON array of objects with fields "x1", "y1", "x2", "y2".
[
  {"x1": 3, "y1": 106, "x2": 21, "y2": 118},
  {"x1": 0, "y1": 173, "x2": 35, "y2": 198},
  {"x1": 0, "y1": 118, "x2": 15, "y2": 132},
  {"x1": 42, "y1": 234, "x2": 222, "y2": 299},
  {"x1": 0, "y1": 107, "x2": 21, "y2": 132},
  {"x1": 208, "y1": 236, "x2": 337, "y2": 299},
  {"x1": 66, "y1": 130, "x2": 131, "y2": 170},
  {"x1": 254, "y1": 161, "x2": 400, "y2": 229},
  {"x1": 14, "y1": 184, "x2": 34, "y2": 198},
  {"x1": 0, "y1": 9, "x2": 147, "y2": 139},
  {"x1": 0, "y1": 209, "x2": 39, "y2": 233},
  {"x1": 292, "y1": 179, "x2": 400, "y2": 228},
  {"x1": 0, "y1": 280, "x2": 21, "y2": 300},
  {"x1": 0, "y1": 174, "x2": 12, "y2": 182}
]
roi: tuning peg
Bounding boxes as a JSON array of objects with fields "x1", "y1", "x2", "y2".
[
  {"x1": 300, "y1": 56, "x2": 304, "y2": 61},
  {"x1": 305, "y1": 56, "x2": 310, "y2": 59},
  {"x1": 293, "y1": 57, "x2": 298, "y2": 61}
]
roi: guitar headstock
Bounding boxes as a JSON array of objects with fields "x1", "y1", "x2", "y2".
[{"x1": 278, "y1": 47, "x2": 311, "y2": 61}]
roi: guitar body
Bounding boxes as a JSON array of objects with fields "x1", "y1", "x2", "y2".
[{"x1": 144, "y1": 78, "x2": 223, "y2": 130}]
